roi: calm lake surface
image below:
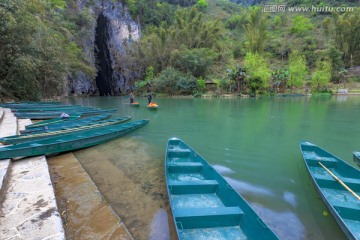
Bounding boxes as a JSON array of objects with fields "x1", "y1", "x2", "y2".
[{"x1": 65, "y1": 95, "x2": 360, "y2": 240}]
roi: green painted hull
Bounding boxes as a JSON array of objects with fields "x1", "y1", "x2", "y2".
[
  {"x1": 12, "y1": 106, "x2": 93, "y2": 112},
  {"x1": 300, "y1": 142, "x2": 360, "y2": 240},
  {"x1": 15, "y1": 109, "x2": 117, "y2": 119},
  {"x1": 0, "y1": 104, "x2": 78, "y2": 109},
  {"x1": 0, "y1": 120, "x2": 149, "y2": 159},
  {"x1": 165, "y1": 138, "x2": 279, "y2": 240},
  {"x1": 19, "y1": 101, "x2": 62, "y2": 104},
  {"x1": 21, "y1": 114, "x2": 112, "y2": 133},
  {"x1": 26, "y1": 115, "x2": 81, "y2": 128},
  {"x1": 353, "y1": 152, "x2": 360, "y2": 168},
  {"x1": 1, "y1": 117, "x2": 132, "y2": 144}
]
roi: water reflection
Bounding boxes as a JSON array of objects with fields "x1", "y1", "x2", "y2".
[
  {"x1": 224, "y1": 176, "x2": 274, "y2": 197},
  {"x1": 251, "y1": 204, "x2": 305, "y2": 240},
  {"x1": 212, "y1": 164, "x2": 235, "y2": 175},
  {"x1": 283, "y1": 191, "x2": 297, "y2": 208},
  {"x1": 149, "y1": 208, "x2": 171, "y2": 240}
]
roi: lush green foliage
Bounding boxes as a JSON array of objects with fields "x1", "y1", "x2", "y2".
[
  {"x1": 243, "y1": 6, "x2": 268, "y2": 54},
  {"x1": 288, "y1": 52, "x2": 308, "y2": 90},
  {"x1": 171, "y1": 48, "x2": 216, "y2": 78},
  {"x1": 2, "y1": 0, "x2": 358, "y2": 99},
  {"x1": 311, "y1": 59, "x2": 332, "y2": 90},
  {"x1": 290, "y1": 15, "x2": 314, "y2": 35},
  {"x1": 152, "y1": 67, "x2": 197, "y2": 95},
  {"x1": 243, "y1": 52, "x2": 271, "y2": 94},
  {"x1": 0, "y1": 0, "x2": 94, "y2": 100}
]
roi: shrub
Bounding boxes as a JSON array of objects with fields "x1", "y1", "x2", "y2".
[
  {"x1": 171, "y1": 48, "x2": 216, "y2": 78},
  {"x1": 153, "y1": 67, "x2": 197, "y2": 95}
]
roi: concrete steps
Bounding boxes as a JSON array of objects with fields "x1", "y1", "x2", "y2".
[
  {"x1": 0, "y1": 108, "x2": 17, "y2": 196},
  {"x1": 0, "y1": 108, "x2": 134, "y2": 239},
  {"x1": 0, "y1": 112, "x2": 65, "y2": 239}
]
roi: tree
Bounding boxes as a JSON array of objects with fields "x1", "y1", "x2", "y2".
[
  {"x1": 290, "y1": 15, "x2": 314, "y2": 35},
  {"x1": 171, "y1": 48, "x2": 216, "y2": 78},
  {"x1": 311, "y1": 59, "x2": 332, "y2": 91},
  {"x1": 243, "y1": 52, "x2": 271, "y2": 95},
  {"x1": 226, "y1": 66, "x2": 247, "y2": 93},
  {"x1": 0, "y1": 0, "x2": 94, "y2": 100},
  {"x1": 197, "y1": 0, "x2": 208, "y2": 10},
  {"x1": 333, "y1": 9, "x2": 360, "y2": 67},
  {"x1": 243, "y1": 6, "x2": 268, "y2": 54},
  {"x1": 288, "y1": 52, "x2": 307, "y2": 92}
]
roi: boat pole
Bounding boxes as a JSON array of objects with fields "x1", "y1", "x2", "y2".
[{"x1": 318, "y1": 162, "x2": 360, "y2": 201}]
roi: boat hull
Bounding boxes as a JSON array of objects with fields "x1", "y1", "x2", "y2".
[
  {"x1": 0, "y1": 120, "x2": 149, "y2": 159},
  {"x1": 300, "y1": 142, "x2": 360, "y2": 240},
  {"x1": 21, "y1": 114, "x2": 112, "y2": 133},
  {"x1": 165, "y1": 138, "x2": 278, "y2": 240},
  {"x1": 1, "y1": 117, "x2": 132, "y2": 144},
  {"x1": 14, "y1": 109, "x2": 116, "y2": 119},
  {"x1": 353, "y1": 152, "x2": 360, "y2": 168}
]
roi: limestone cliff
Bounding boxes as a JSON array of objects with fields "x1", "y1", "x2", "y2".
[{"x1": 67, "y1": 0, "x2": 140, "y2": 96}]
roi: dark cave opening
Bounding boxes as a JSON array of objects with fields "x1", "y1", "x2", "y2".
[{"x1": 94, "y1": 13, "x2": 113, "y2": 96}]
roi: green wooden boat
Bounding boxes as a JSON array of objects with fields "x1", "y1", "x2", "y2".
[
  {"x1": 26, "y1": 115, "x2": 81, "y2": 128},
  {"x1": 300, "y1": 142, "x2": 360, "y2": 240},
  {"x1": 353, "y1": 152, "x2": 360, "y2": 168},
  {"x1": 15, "y1": 109, "x2": 117, "y2": 119},
  {"x1": 21, "y1": 114, "x2": 112, "y2": 133},
  {"x1": 165, "y1": 138, "x2": 279, "y2": 240},
  {"x1": 0, "y1": 119, "x2": 149, "y2": 159},
  {"x1": 19, "y1": 101, "x2": 62, "y2": 104},
  {"x1": 12, "y1": 106, "x2": 93, "y2": 112},
  {"x1": 0, "y1": 117, "x2": 132, "y2": 145},
  {"x1": 0, "y1": 104, "x2": 79, "y2": 109}
]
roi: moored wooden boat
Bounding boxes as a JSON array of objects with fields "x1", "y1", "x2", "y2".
[
  {"x1": 26, "y1": 115, "x2": 81, "y2": 128},
  {"x1": 11, "y1": 106, "x2": 94, "y2": 112},
  {"x1": 165, "y1": 138, "x2": 279, "y2": 240},
  {"x1": 14, "y1": 109, "x2": 117, "y2": 119},
  {"x1": 0, "y1": 116, "x2": 132, "y2": 144},
  {"x1": 353, "y1": 152, "x2": 360, "y2": 168},
  {"x1": 21, "y1": 114, "x2": 112, "y2": 133},
  {"x1": 0, "y1": 103, "x2": 79, "y2": 109},
  {"x1": 0, "y1": 119, "x2": 149, "y2": 159},
  {"x1": 300, "y1": 142, "x2": 360, "y2": 240}
]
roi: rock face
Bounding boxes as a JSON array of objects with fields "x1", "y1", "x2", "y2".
[{"x1": 67, "y1": 0, "x2": 140, "y2": 96}]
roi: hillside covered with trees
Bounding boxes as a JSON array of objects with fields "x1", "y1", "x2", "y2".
[{"x1": 0, "y1": 0, "x2": 359, "y2": 100}]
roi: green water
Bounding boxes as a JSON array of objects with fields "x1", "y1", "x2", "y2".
[{"x1": 65, "y1": 95, "x2": 360, "y2": 240}]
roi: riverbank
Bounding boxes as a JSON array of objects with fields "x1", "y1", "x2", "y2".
[{"x1": 0, "y1": 109, "x2": 133, "y2": 239}]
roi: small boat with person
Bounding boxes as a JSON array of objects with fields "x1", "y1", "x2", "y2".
[
  {"x1": 130, "y1": 102, "x2": 139, "y2": 107},
  {"x1": 0, "y1": 119, "x2": 149, "y2": 160},
  {"x1": 165, "y1": 137, "x2": 279, "y2": 240},
  {"x1": 300, "y1": 142, "x2": 360, "y2": 240},
  {"x1": 147, "y1": 102, "x2": 158, "y2": 109}
]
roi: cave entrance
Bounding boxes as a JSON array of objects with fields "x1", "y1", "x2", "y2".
[{"x1": 94, "y1": 13, "x2": 113, "y2": 96}]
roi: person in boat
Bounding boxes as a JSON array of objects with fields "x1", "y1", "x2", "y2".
[
  {"x1": 129, "y1": 92, "x2": 135, "y2": 104},
  {"x1": 60, "y1": 112, "x2": 70, "y2": 119},
  {"x1": 147, "y1": 92, "x2": 152, "y2": 105}
]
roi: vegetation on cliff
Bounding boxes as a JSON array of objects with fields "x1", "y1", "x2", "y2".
[
  {"x1": 0, "y1": 0, "x2": 95, "y2": 100},
  {"x1": 0, "y1": 0, "x2": 359, "y2": 100}
]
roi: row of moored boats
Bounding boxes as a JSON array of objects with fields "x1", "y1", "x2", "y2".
[{"x1": 0, "y1": 102, "x2": 359, "y2": 239}]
